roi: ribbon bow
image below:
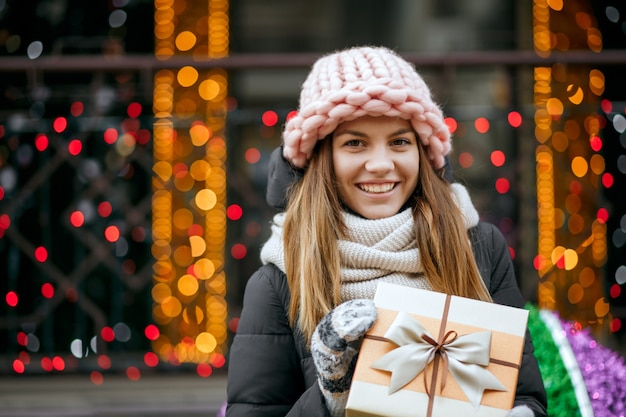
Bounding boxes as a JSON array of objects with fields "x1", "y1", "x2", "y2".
[{"x1": 370, "y1": 312, "x2": 507, "y2": 409}]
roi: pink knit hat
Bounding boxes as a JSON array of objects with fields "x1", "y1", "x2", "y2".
[{"x1": 282, "y1": 46, "x2": 451, "y2": 169}]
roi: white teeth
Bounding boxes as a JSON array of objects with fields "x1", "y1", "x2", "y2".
[{"x1": 359, "y1": 183, "x2": 395, "y2": 193}]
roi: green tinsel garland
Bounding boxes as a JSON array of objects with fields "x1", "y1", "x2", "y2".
[{"x1": 526, "y1": 304, "x2": 582, "y2": 417}]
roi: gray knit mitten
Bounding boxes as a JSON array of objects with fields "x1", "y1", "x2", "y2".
[
  {"x1": 508, "y1": 405, "x2": 534, "y2": 417},
  {"x1": 311, "y1": 299, "x2": 378, "y2": 417}
]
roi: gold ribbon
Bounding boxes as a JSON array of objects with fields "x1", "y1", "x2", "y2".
[{"x1": 369, "y1": 295, "x2": 508, "y2": 413}]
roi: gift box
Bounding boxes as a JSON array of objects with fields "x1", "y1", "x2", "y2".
[{"x1": 346, "y1": 282, "x2": 529, "y2": 417}]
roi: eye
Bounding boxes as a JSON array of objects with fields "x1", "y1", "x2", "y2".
[
  {"x1": 343, "y1": 139, "x2": 364, "y2": 147},
  {"x1": 390, "y1": 138, "x2": 412, "y2": 146}
]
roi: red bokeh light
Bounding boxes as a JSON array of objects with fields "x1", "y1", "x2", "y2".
[
  {"x1": 34, "y1": 246, "x2": 48, "y2": 262},
  {"x1": 596, "y1": 208, "x2": 609, "y2": 224},
  {"x1": 104, "y1": 226, "x2": 120, "y2": 242},
  {"x1": 90, "y1": 371, "x2": 104, "y2": 385},
  {"x1": 569, "y1": 180, "x2": 582, "y2": 194},
  {"x1": 98, "y1": 202, "x2": 113, "y2": 217},
  {"x1": 127, "y1": 102, "x2": 142, "y2": 118},
  {"x1": 261, "y1": 110, "x2": 278, "y2": 127},
  {"x1": 13, "y1": 360, "x2": 25, "y2": 374},
  {"x1": 6, "y1": 291, "x2": 18, "y2": 307},
  {"x1": 70, "y1": 211, "x2": 85, "y2": 227},
  {"x1": 474, "y1": 117, "x2": 490, "y2": 133},
  {"x1": 52, "y1": 356, "x2": 65, "y2": 371},
  {"x1": 444, "y1": 117, "x2": 458, "y2": 134},
  {"x1": 555, "y1": 255, "x2": 565, "y2": 270},
  {"x1": 53, "y1": 117, "x2": 67, "y2": 133},
  {"x1": 458, "y1": 152, "x2": 474, "y2": 169},
  {"x1": 490, "y1": 150, "x2": 506, "y2": 167},
  {"x1": 0, "y1": 214, "x2": 10, "y2": 229},
  {"x1": 41, "y1": 283, "x2": 55, "y2": 299},
  {"x1": 70, "y1": 101, "x2": 84, "y2": 117},
  {"x1": 231, "y1": 243, "x2": 247, "y2": 260},
  {"x1": 101, "y1": 326, "x2": 115, "y2": 342},
  {"x1": 18, "y1": 351, "x2": 30, "y2": 365},
  {"x1": 507, "y1": 111, "x2": 523, "y2": 128},
  {"x1": 41, "y1": 357, "x2": 54, "y2": 372},
  {"x1": 533, "y1": 255, "x2": 547, "y2": 271},
  {"x1": 173, "y1": 162, "x2": 188, "y2": 178},
  {"x1": 495, "y1": 178, "x2": 510, "y2": 194},
  {"x1": 286, "y1": 110, "x2": 298, "y2": 121},
  {"x1": 104, "y1": 128, "x2": 118, "y2": 144},
  {"x1": 136, "y1": 129, "x2": 151, "y2": 145},
  {"x1": 226, "y1": 204, "x2": 243, "y2": 221},
  {"x1": 229, "y1": 317, "x2": 240, "y2": 333},
  {"x1": 589, "y1": 135, "x2": 602, "y2": 152},
  {"x1": 98, "y1": 355, "x2": 112, "y2": 370},
  {"x1": 245, "y1": 148, "x2": 261, "y2": 164},
  {"x1": 17, "y1": 332, "x2": 28, "y2": 346},
  {"x1": 188, "y1": 224, "x2": 203, "y2": 236},
  {"x1": 144, "y1": 352, "x2": 159, "y2": 367},
  {"x1": 126, "y1": 366, "x2": 141, "y2": 381},
  {"x1": 602, "y1": 173, "x2": 614, "y2": 188},
  {"x1": 144, "y1": 324, "x2": 160, "y2": 341},
  {"x1": 600, "y1": 99, "x2": 612, "y2": 114},
  {"x1": 197, "y1": 363, "x2": 213, "y2": 378},
  {"x1": 68, "y1": 139, "x2": 83, "y2": 156},
  {"x1": 210, "y1": 353, "x2": 226, "y2": 368},
  {"x1": 610, "y1": 283, "x2": 621, "y2": 299},
  {"x1": 35, "y1": 134, "x2": 49, "y2": 151},
  {"x1": 610, "y1": 318, "x2": 622, "y2": 333}
]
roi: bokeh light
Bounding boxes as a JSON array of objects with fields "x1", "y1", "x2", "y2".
[
  {"x1": 52, "y1": 118, "x2": 68, "y2": 134},
  {"x1": 226, "y1": 204, "x2": 243, "y2": 221},
  {"x1": 262, "y1": 110, "x2": 278, "y2": 127},
  {"x1": 6, "y1": 291, "x2": 18, "y2": 307},
  {"x1": 474, "y1": 117, "x2": 490, "y2": 133},
  {"x1": 507, "y1": 111, "x2": 523, "y2": 128},
  {"x1": 34, "y1": 246, "x2": 48, "y2": 262}
]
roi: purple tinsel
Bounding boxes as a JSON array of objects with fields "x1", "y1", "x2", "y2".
[{"x1": 559, "y1": 319, "x2": 626, "y2": 416}]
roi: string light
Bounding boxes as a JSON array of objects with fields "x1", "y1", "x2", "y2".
[
  {"x1": 532, "y1": 0, "x2": 618, "y2": 336},
  {"x1": 152, "y1": 0, "x2": 229, "y2": 368}
]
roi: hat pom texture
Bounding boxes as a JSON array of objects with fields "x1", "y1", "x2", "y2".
[{"x1": 282, "y1": 46, "x2": 451, "y2": 169}]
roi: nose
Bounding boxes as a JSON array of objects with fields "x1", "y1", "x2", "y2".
[{"x1": 364, "y1": 148, "x2": 394, "y2": 172}]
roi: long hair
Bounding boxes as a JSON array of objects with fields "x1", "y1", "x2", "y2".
[
  {"x1": 283, "y1": 138, "x2": 344, "y2": 342},
  {"x1": 411, "y1": 144, "x2": 492, "y2": 302},
  {"x1": 283, "y1": 137, "x2": 491, "y2": 344}
]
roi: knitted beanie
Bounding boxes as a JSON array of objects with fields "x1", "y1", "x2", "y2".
[{"x1": 282, "y1": 46, "x2": 451, "y2": 169}]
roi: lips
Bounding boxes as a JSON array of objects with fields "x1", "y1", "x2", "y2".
[{"x1": 357, "y1": 183, "x2": 396, "y2": 193}]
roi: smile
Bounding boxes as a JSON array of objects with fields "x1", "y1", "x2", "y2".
[{"x1": 358, "y1": 183, "x2": 396, "y2": 193}]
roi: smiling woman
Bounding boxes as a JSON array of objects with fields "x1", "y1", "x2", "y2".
[{"x1": 226, "y1": 46, "x2": 548, "y2": 417}]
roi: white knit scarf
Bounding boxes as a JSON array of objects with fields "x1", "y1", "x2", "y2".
[{"x1": 259, "y1": 183, "x2": 479, "y2": 301}]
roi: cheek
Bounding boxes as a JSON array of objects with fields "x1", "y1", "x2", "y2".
[{"x1": 333, "y1": 153, "x2": 352, "y2": 182}]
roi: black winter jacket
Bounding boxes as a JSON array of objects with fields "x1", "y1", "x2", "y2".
[{"x1": 226, "y1": 222, "x2": 547, "y2": 417}]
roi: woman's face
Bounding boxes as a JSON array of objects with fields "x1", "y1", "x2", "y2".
[{"x1": 331, "y1": 116, "x2": 420, "y2": 219}]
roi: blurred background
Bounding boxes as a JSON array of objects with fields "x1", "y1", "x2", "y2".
[{"x1": 0, "y1": 0, "x2": 625, "y2": 415}]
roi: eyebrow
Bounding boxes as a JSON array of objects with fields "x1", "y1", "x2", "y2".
[{"x1": 334, "y1": 128, "x2": 415, "y2": 138}]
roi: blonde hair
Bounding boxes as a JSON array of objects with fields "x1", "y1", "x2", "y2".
[{"x1": 283, "y1": 139, "x2": 491, "y2": 344}]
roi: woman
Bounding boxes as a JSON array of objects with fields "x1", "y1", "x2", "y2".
[{"x1": 226, "y1": 46, "x2": 547, "y2": 417}]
